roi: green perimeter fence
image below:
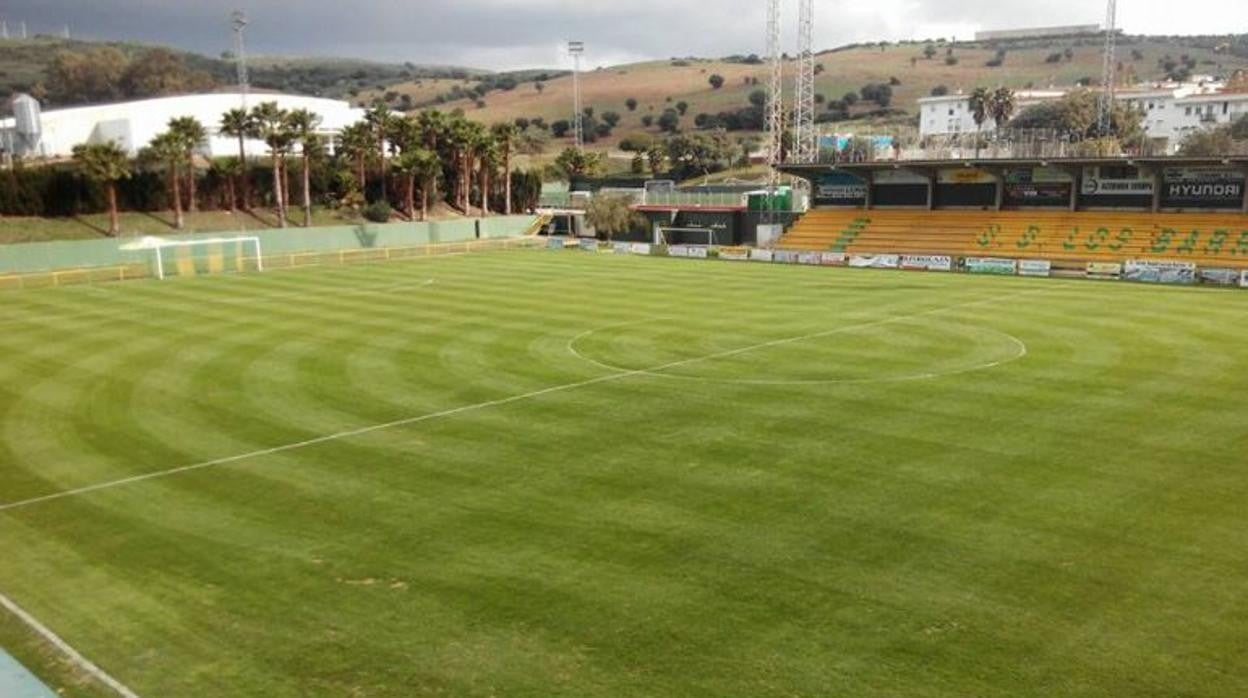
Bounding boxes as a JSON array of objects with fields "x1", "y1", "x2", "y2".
[{"x1": 0, "y1": 216, "x2": 539, "y2": 276}]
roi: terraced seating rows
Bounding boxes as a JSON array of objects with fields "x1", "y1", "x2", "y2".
[{"x1": 784, "y1": 209, "x2": 1248, "y2": 268}]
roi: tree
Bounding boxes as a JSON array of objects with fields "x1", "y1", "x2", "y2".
[
  {"x1": 748, "y1": 90, "x2": 768, "y2": 108},
  {"x1": 142, "y1": 131, "x2": 186, "y2": 230},
  {"x1": 709, "y1": 74, "x2": 725, "y2": 90},
  {"x1": 931, "y1": 85, "x2": 950, "y2": 97},
  {"x1": 969, "y1": 87, "x2": 992, "y2": 156},
  {"x1": 551, "y1": 120, "x2": 571, "y2": 138},
  {"x1": 657, "y1": 109, "x2": 681, "y2": 134},
  {"x1": 210, "y1": 157, "x2": 244, "y2": 213},
  {"x1": 989, "y1": 87, "x2": 1017, "y2": 129},
  {"x1": 647, "y1": 145, "x2": 666, "y2": 176},
  {"x1": 601, "y1": 111, "x2": 622, "y2": 128},
  {"x1": 923, "y1": 44, "x2": 937, "y2": 60},
  {"x1": 554, "y1": 148, "x2": 604, "y2": 180},
  {"x1": 364, "y1": 104, "x2": 395, "y2": 180},
  {"x1": 46, "y1": 48, "x2": 128, "y2": 104},
  {"x1": 251, "y1": 101, "x2": 293, "y2": 227},
  {"x1": 285, "y1": 108, "x2": 323, "y2": 227},
  {"x1": 71, "y1": 142, "x2": 131, "y2": 236},
  {"x1": 625, "y1": 98, "x2": 639, "y2": 111},
  {"x1": 676, "y1": 101, "x2": 689, "y2": 116},
  {"x1": 219, "y1": 108, "x2": 256, "y2": 210},
  {"x1": 491, "y1": 122, "x2": 519, "y2": 215},
  {"x1": 339, "y1": 122, "x2": 375, "y2": 198},
  {"x1": 585, "y1": 195, "x2": 643, "y2": 242},
  {"x1": 168, "y1": 116, "x2": 207, "y2": 213}
]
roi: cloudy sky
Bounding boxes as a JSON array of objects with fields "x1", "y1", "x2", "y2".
[{"x1": 4, "y1": 0, "x2": 1246, "y2": 71}]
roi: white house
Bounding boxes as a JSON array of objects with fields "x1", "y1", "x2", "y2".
[
  {"x1": 0, "y1": 91, "x2": 364, "y2": 160},
  {"x1": 917, "y1": 80, "x2": 1248, "y2": 153}
]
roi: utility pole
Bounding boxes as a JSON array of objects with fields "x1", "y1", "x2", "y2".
[
  {"x1": 232, "y1": 10, "x2": 251, "y2": 110},
  {"x1": 1097, "y1": 0, "x2": 1118, "y2": 136},
  {"x1": 569, "y1": 41, "x2": 585, "y2": 152}
]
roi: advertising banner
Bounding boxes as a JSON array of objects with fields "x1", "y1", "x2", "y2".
[
  {"x1": 718, "y1": 247, "x2": 751, "y2": 261},
  {"x1": 547, "y1": 237, "x2": 568, "y2": 250},
  {"x1": 1087, "y1": 262, "x2": 1123, "y2": 280},
  {"x1": 630, "y1": 243, "x2": 653, "y2": 256},
  {"x1": 1081, "y1": 167, "x2": 1154, "y2": 196},
  {"x1": 749, "y1": 249, "x2": 775, "y2": 263},
  {"x1": 773, "y1": 250, "x2": 802, "y2": 264},
  {"x1": 814, "y1": 171, "x2": 868, "y2": 206},
  {"x1": 579, "y1": 239, "x2": 600, "y2": 252},
  {"x1": 799, "y1": 252, "x2": 822, "y2": 266},
  {"x1": 900, "y1": 255, "x2": 953, "y2": 272},
  {"x1": 821, "y1": 252, "x2": 848, "y2": 266},
  {"x1": 1241, "y1": 270, "x2": 1248, "y2": 289},
  {"x1": 1018, "y1": 259, "x2": 1052, "y2": 277},
  {"x1": 1200, "y1": 268, "x2": 1241, "y2": 286},
  {"x1": 613, "y1": 242, "x2": 631, "y2": 255},
  {"x1": 687, "y1": 246, "x2": 709, "y2": 259},
  {"x1": 668, "y1": 245, "x2": 691, "y2": 258},
  {"x1": 965, "y1": 257, "x2": 1018, "y2": 275},
  {"x1": 849, "y1": 254, "x2": 902, "y2": 269},
  {"x1": 939, "y1": 169, "x2": 994, "y2": 185},
  {"x1": 1162, "y1": 168, "x2": 1246, "y2": 208},
  {"x1": 1124, "y1": 260, "x2": 1197, "y2": 285}
]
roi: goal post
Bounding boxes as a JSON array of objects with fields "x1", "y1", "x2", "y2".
[{"x1": 121, "y1": 236, "x2": 264, "y2": 280}]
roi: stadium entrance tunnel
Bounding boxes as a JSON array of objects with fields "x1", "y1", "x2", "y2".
[{"x1": 568, "y1": 317, "x2": 1026, "y2": 385}]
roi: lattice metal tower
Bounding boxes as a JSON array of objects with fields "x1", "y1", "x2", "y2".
[
  {"x1": 232, "y1": 10, "x2": 251, "y2": 109},
  {"x1": 792, "y1": 0, "x2": 817, "y2": 165},
  {"x1": 765, "y1": 0, "x2": 784, "y2": 190},
  {"x1": 1097, "y1": 0, "x2": 1118, "y2": 136},
  {"x1": 569, "y1": 41, "x2": 586, "y2": 152}
]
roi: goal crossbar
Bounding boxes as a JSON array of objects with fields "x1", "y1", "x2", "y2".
[{"x1": 121, "y1": 236, "x2": 263, "y2": 280}]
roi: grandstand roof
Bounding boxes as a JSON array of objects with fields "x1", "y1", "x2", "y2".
[{"x1": 780, "y1": 157, "x2": 1248, "y2": 176}]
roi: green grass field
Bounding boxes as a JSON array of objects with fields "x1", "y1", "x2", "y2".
[{"x1": 3, "y1": 250, "x2": 1248, "y2": 696}]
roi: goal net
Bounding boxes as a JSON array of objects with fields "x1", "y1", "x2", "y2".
[{"x1": 120, "y1": 236, "x2": 264, "y2": 280}]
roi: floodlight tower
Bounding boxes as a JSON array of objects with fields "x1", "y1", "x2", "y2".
[
  {"x1": 765, "y1": 0, "x2": 784, "y2": 193},
  {"x1": 569, "y1": 41, "x2": 585, "y2": 152},
  {"x1": 232, "y1": 10, "x2": 251, "y2": 109},
  {"x1": 792, "y1": 0, "x2": 817, "y2": 165},
  {"x1": 1097, "y1": 0, "x2": 1118, "y2": 136}
]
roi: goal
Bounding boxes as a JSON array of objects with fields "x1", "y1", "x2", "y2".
[{"x1": 121, "y1": 236, "x2": 264, "y2": 280}]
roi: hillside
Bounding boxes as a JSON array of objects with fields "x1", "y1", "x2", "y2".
[
  {"x1": 412, "y1": 35, "x2": 1248, "y2": 145},
  {"x1": 0, "y1": 36, "x2": 483, "y2": 106}
]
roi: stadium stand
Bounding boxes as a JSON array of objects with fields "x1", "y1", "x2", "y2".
[{"x1": 783, "y1": 210, "x2": 1248, "y2": 268}]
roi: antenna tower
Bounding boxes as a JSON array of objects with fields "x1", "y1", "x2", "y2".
[{"x1": 232, "y1": 10, "x2": 251, "y2": 109}]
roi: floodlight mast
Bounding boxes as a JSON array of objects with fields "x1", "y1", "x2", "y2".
[
  {"x1": 1097, "y1": 0, "x2": 1118, "y2": 136},
  {"x1": 764, "y1": 0, "x2": 784, "y2": 222},
  {"x1": 569, "y1": 41, "x2": 585, "y2": 152},
  {"x1": 232, "y1": 10, "x2": 251, "y2": 110},
  {"x1": 792, "y1": 0, "x2": 817, "y2": 166}
]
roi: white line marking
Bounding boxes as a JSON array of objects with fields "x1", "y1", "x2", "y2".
[
  {"x1": 0, "y1": 289, "x2": 1039, "y2": 514},
  {"x1": 0, "y1": 591, "x2": 141, "y2": 698},
  {"x1": 566, "y1": 318, "x2": 1028, "y2": 385}
]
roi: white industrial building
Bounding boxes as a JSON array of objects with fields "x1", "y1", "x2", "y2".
[
  {"x1": 0, "y1": 91, "x2": 364, "y2": 160},
  {"x1": 918, "y1": 79, "x2": 1248, "y2": 153}
]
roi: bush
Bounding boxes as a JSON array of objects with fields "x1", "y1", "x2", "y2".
[{"x1": 362, "y1": 200, "x2": 392, "y2": 223}]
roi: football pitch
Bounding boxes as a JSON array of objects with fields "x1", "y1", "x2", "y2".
[{"x1": 2, "y1": 249, "x2": 1247, "y2": 696}]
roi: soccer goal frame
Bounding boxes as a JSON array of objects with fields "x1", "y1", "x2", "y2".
[{"x1": 122, "y1": 236, "x2": 264, "y2": 280}]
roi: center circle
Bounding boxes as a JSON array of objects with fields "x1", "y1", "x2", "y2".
[{"x1": 568, "y1": 318, "x2": 1026, "y2": 385}]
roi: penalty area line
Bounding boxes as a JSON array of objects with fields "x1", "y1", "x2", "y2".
[
  {"x1": 0, "y1": 288, "x2": 1040, "y2": 515},
  {"x1": 0, "y1": 591, "x2": 141, "y2": 698}
]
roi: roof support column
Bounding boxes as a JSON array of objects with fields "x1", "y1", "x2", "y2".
[{"x1": 861, "y1": 170, "x2": 875, "y2": 210}]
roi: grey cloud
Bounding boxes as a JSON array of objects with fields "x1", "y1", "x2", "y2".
[{"x1": 2, "y1": 0, "x2": 1244, "y2": 70}]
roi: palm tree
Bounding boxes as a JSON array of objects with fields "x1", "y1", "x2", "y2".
[
  {"x1": 143, "y1": 132, "x2": 186, "y2": 230},
  {"x1": 210, "y1": 157, "x2": 245, "y2": 213},
  {"x1": 72, "y1": 142, "x2": 131, "y2": 236},
  {"x1": 989, "y1": 87, "x2": 1017, "y2": 129},
  {"x1": 416, "y1": 109, "x2": 447, "y2": 202},
  {"x1": 412, "y1": 149, "x2": 440, "y2": 222},
  {"x1": 969, "y1": 87, "x2": 991, "y2": 157},
  {"x1": 364, "y1": 104, "x2": 394, "y2": 180},
  {"x1": 490, "y1": 123, "x2": 518, "y2": 215},
  {"x1": 286, "y1": 108, "x2": 323, "y2": 227},
  {"x1": 338, "y1": 122, "x2": 374, "y2": 199},
  {"x1": 251, "y1": 101, "x2": 293, "y2": 228},
  {"x1": 168, "y1": 116, "x2": 207, "y2": 213},
  {"x1": 476, "y1": 133, "x2": 499, "y2": 217},
  {"x1": 219, "y1": 108, "x2": 256, "y2": 210}
]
